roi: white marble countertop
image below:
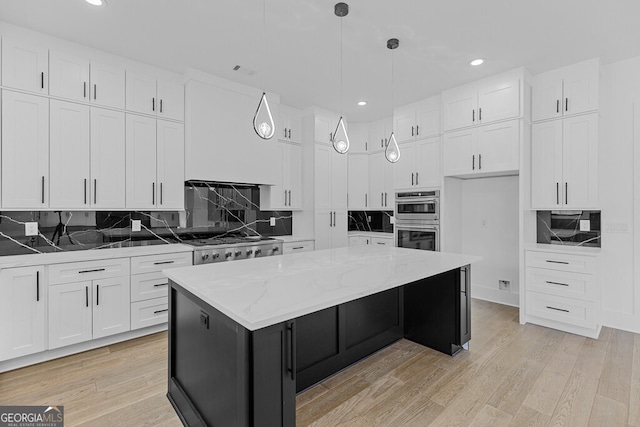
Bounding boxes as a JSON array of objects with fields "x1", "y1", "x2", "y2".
[
  {"x1": 164, "y1": 246, "x2": 481, "y2": 331},
  {"x1": 525, "y1": 243, "x2": 601, "y2": 256},
  {"x1": 0, "y1": 243, "x2": 194, "y2": 269},
  {"x1": 277, "y1": 236, "x2": 315, "y2": 243},
  {"x1": 348, "y1": 231, "x2": 394, "y2": 239}
]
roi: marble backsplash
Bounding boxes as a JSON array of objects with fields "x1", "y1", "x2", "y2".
[
  {"x1": 348, "y1": 211, "x2": 394, "y2": 233},
  {"x1": 0, "y1": 182, "x2": 292, "y2": 256},
  {"x1": 536, "y1": 210, "x2": 601, "y2": 247}
]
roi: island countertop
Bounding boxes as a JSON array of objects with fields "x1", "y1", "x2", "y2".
[{"x1": 164, "y1": 246, "x2": 481, "y2": 331}]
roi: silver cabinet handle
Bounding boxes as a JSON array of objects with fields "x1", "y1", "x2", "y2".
[
  {"x1": 546, "y1": 260, "x2": 569, "y2": 265},
  {"x1": 86, "y1": 286, "x2": 89, "y2": 307},
  {"x1": 154, "y1": 309, "x2": 168, "y2": 314},
  {"x1": 42, "y1": 176, "x2": 45, "y2": 203},
  {"x1": 472, "y1": 155, "x2": 475, "y2": 170},
  {"x1": 412, "y1": 173, "x2": 414, "y2": 186},
  {"x1": 479, "y1": 107, "x2": 482, "y2": 121},
  {"x1": 329, "y1": 212, "x2": 333, "y2": 227},
  {"x1": 36, "y1": 271, "x2": 40, "y2": 302},
  {"x1": 94, "y1": 179, "x2": 97, "y2": 204},
  {"x1": 381, "y1": 193, "x2": 384, "y2": 206},
  {"x1": 565, "y1": 182, "x2": 568, "y2": 205},
  {"x1": 479, "y1": 154, "x2": 482, "y2": 170},
  {"x1": 472, "y1": 109, "x2": 475, "y2": 122},
  {"x1": 160, "y1": 182, "x2": 163, "y2": 205},
  {"x1": 154, "y1": 260, "x2": 175, "y2": 265},
  {"x1": 84, "y1": 179, "x2": 87, "y2": 204},
  {"x1": 556, "y1": 182, "x2": 559, "y2": 205},
  {"x1": 546, "y1": 306, "x2": 569, "y2": 313},
  {"x1": 79, "y1": 268, "x2": 106, "y2": 274},
  {"x1": 84, "y1": 81, "x2": 87, "y2": 98},
  {"x1": 41, "y1": 72, "x2": 44, "y2": 89},
  {"x1": 94, "y1": 84, "x2": 97, "y2": 100},
  {"x1": 365, "y1": 193, "x2": 367, "y2": 207},
  {"x1": 152, "y1": 182, "x2": 155, "y2": 205},
  {"x1": 96, "y1": 284, "x2": 100, "y2": 306},
  {"x1": 565, "y1": 98, "x2": 568, "y2": 112},
  {"x1": 288, "y1": 190, "x2": 291, "y2": 206},
  {"x1": 385, "y1": 192, "x2": 387, "y2": 207},
  {"x1": 153, "y1": 283, "x2": 168, "y2": 287},
  {"x1": 284, "y1": 190, "x2": 287, "y2": 206},
  {"x1": 557, "y1": 99, "x2": 560, "y2": 113},
  {"x1": 333, "y1": 211, "x2": 336, "y2": 226},
  {"x1": 416, "y1": 172, "x2": 419, "y2": 185},
  {"x1": 152, "y1": 97, "x2": 155, "y2": 112},
  {"x1": 160, "y1": 99, "x2": 163, "y2": 113},
  {"x1": 411, "y1": 126, "x2": 414, "y2": 136},
  {"x1": 416, "y1": 125, "x2": 419, "y2": 135},
  {"x1": 288, "y1": 129, "x2": 291, "y2": 139},
  {"x1": 545, "y1": 281, "x2": 569, "y2": 287}
]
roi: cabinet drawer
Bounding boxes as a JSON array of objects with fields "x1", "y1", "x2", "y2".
[
  {"x1": 283, "y1": 241, "x2": 315, "y2": 254},
  {"x1": 525, "y1": 250, "x2": 596, "y2": 274},
  {"x1": 48, "y1": 258, "x2": 130, "y2": 284},
  {"x1": 131, "y1": 272, "x2": 169, "y2": 302},
  {"x1": 131, "y1": 297, "x2": 168, "y2": 330},
  {"x1": 371, "y1": 237, "x2": 393, "y2": 247},
  {"x1": 130, "y1": 252, "x2": 192, "y2": 275},
  {"x1": 526, "y1": 291, "x2": 596, "y2": 329},
  {"x1": 526, "y1": 267, "x2": 595, "y2": 301}
]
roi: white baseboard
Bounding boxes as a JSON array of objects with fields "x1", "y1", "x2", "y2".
[{"x1": 471, "y1": 285, "x2": 520, "y2": 307}]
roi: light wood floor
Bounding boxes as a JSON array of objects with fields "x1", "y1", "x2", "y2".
[{"x1": 1, "y1": 300, "x2": 639, "y2": 426}]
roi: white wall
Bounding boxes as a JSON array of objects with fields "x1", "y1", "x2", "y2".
[
  {"x1": 597, "y1": 56, "x2": 640, "y2": 333},
  {"x1": 462, "y1": 176, "x2": 520, "y2": 306}
]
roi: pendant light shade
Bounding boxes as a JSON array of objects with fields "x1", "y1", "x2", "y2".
[
  {"x1": 333, "y1": 3, "x2": 350, "y2": 154},
  {"x1": 385, "y1": 132, "x2": 400, "y2": 163},
  {"x1": 253, "y1": 92, "x2": 275, "y2": 139},
  {"x1": 385, "y1": 38, "x2": 400, "y2": 163},
  {"x1": 253, "y1": 0, "x2": 275, "y2": 140}
]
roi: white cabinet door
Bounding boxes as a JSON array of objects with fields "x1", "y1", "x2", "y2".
[
  {"x1": 315, "y1": 114, "x2": 335, "y2": 144},
  {"x1": 415, "y1": 136, "x2": 441, "y2": 188},
  {"x1": 477, "y1": 76, "x2": 520, "y2": 125},
  {"x1": 91, "y1": 108, "x2": 126, "y2": 208},
  {"x1": 0, "y1": 266, "x2": 45, "y2": 362},
  {"x1": 371, "y1": 236, "x2": 393, "y2": 247},
  {"x1": 1, "y1": 38, "x2": 48, "y2": 94},
  {"x1": 369, "y1": 151, "x2": 386, "y2": 209},
  {"x1": 314, "y1": 144, "x2": 333, "y2": 210},
  {"x1": 49, "y1": 50, "x2": 90, "y2": 102},
  {"x1": 531, "y1": 120, "x2": 563, "y2": 208},
  {"x1": 348, "y1": 154, "x2": 369, "y2": 209},
  {"x1": 49, "y1": 100, "x2": 90, "y2": 209},
  {"x1": 1, "y1": 91, "x2": 50, "y2": 208},
  {"x1": 314, "y1": 210, "x2": 332, "y2": 251},
  {"x1": 442, "y1": 84, "x2": 477, "y2": 131},
  {"x1": 157, "y1": 79, "x2": 185, "y2": 121},
  {"x1": 331, "y1": 150, "x2": 348, "y2": 210},
  {"x1": 126, "y1": 114, "x2": 157, "y2": 209},
  {"x1": 563, "y1": 62, "x2": 599, "y2": 117},
  {"x1": 562, "y1": 114, "x2": 598, "y2": 208},
  {"x1": 415, "y1": 96, "x2": 441, "y2": 138},
  {"x1": 532, "y1": 69, "x2": 564, "y2": 122},
  {"x1": 346, "y1": 122, "x2": 368, "y2": 153},
  {"x1": 287, "y1": 143, "x2": 302, "y2": 209},
  {"x1": 278, "y1": 104, "x2": 302, "y2": 143},
  {"x1": 332, "y1": 210, "x2": 348, "y2": 248},
  {"x1": 48, "y1": 281, "x2": 93, "y2": 349},
  {"x1": 126, "y1": 71, "x2": 157, "y2": 116},
  {"x1": 442, "y1": 128, "x2": 475, "y2": 176},
  {"x1": 90, "y1": 61, "x2": 125, "y2": 109},
  {"x1": 394, "y1": 104, "x2": 416, "y2": 144},
  {"x1": 393, "y1": 143, "x2": 416, "y2": 190},
  {"x1": 93, "y1": 277, "x2": 130, "y2": 339},
  {"x1": 259, "y1": 142, "x2": 286, "y2": 210},
  {"x1": 476, "y1": 120, "x2": 519, "y2": 174},
  {"x1": 368, "y1": 119, "x2": 387, "y2": 151},
  {"x1": 156, "y1": 120, "x2": 185, "y2": 209}
]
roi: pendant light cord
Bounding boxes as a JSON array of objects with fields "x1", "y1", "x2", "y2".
[
  {"x1": 262, "y1": 0, "x2": 267, "y2": 92},
  {"x1": 340, "y1": 17, "x2": 344, "y2": 116},
  {"x1": 391, "y1": 46, "x2": 394, "y2": 115}
]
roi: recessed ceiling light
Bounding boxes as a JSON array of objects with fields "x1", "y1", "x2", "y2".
[
  {"x1": 86, "y1": 0, "x2": 106, "y2": 6},
  {"x1": 357, "y1": 101, "x2": 367, "y2": 106},
  {"x1": 470, "y1": 58, "x2": 485, "y2": 67}
]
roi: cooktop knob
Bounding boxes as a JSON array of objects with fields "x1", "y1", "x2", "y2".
[
  {"x1": 201, "y1": 254, "x2": 210, "y2": 260},
  {"x1": 246, "y1": 249, "x2": 253, "y2": 256},
  {"x1": 212, "y1": 253, "x2": 220, "y2": 259},
  {"x1": 234, "y1": 250, "x2": 242, "y2": 257},
  {"x1": 225, "y1": 252, "x2": 232, "y2": 258},
  {"x1": 255, "y1": 249, "x2": 262, "y2": 255},
  {"x1": 273, "y1": 246, "x2": 280, "y2": 252}
]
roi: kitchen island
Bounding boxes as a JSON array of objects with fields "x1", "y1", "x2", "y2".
[{"x1": 164, "y1": 246, "x2": 480, "y2": 427}]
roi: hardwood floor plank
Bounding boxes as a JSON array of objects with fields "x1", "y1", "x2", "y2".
[
  {"x1": 468, "y1": 404, "x2": 513, "y2": 427},
  {"x1": 548, "y1": 369, "x2": 599, "y2": 426},
  {"x1": 486, "y1": 358, "x2": 546, "y2": 416},
  {"x1": 597, "y1": 329, "x2": 635, "y2": 404},
  {"x1": 629, "y1": 334, "x2": 640, "y2": 427},
  {"x1": 509, "y1": 406, "x2": 551, "y2": 427},
  {"x1": 588, "y1": 394, "x2": 628, "y2": 427}
]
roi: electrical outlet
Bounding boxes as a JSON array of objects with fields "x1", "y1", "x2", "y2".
[
  {"x1": 131, "y1": 219, "x2": 141, "y2": 232},
  {"x1": 367, "y1": 216, "x2": 372, "y2": 222},
  {"x1": 499, "y1": 280, "x2": 510, "y2": 291},
  {"x1": 481, "y1": 219, "x2": 488, "y2": 228},
  {"x1": 270, "y1": 217, "x2": 276, "y2": 226},
  {"x1": 25, "y1": 222, "x2": 39, "y2": 236},
  {"x1": 579, "y1": 220, "x2": 591, "y2": 232},
  {"x1": 389, "y1": 216, "x2": 395, "y2": 224}
]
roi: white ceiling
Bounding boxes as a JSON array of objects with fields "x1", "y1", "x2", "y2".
[{"x1": 0, "y1": 0, "x2": 638, "y2": 122}]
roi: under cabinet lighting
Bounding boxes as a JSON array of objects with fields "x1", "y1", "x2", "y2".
[
  {"x1": 470, "y1": 58, "x2": 485, "y2": 66},
  {"x1": 85, "y1": 0, "x2": 106, "y2": 6}
]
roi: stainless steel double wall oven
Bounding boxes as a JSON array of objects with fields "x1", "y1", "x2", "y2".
[{"x1": 395, "y1": 190, "x2": 440, "y2": 251}]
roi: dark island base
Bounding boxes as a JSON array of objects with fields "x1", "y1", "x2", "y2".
[{"x1": 167, "y1": 266, "x2": 471, "y2": 427}]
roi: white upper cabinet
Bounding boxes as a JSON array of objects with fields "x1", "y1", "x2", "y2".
[
  {"x1": 315, "y1": 143, "x2": 348, "y2": 211},
  {"x1": 442, "y1": 69, "x2": 522, "y2": 132},
  {"x1": 314, "y1": 112, "x2": 339, "y2": 145},
  {"x1": 278, "y1": 104, "x2": 302, "y2": 143},
  {"x1": 126, "y1": 71, "x2": 184, "y2": 121},
  {"x1": 49, "y1": 100, "x2": 91, "y2": 209},
  {"x1": 260, "y1": 141, "x2": 302, "y2": 210},
  {"x1": 348, "y1": 154, "x2": 369, "y2": 209},
  {"x1": 394, "y1": 96, "x2": 440, "y2": 143},
  {"x1": 1, "y1": 90, "x2": 50, "y2": 209},
  {"x1": 90, "y1": 61, "x2": 126, "y2": 109},
  {"x1": 91, "y1": 108, "x2": 126, "y2": 209},
  {"x1": 126, "y1": 114, "x2": 157, "y2": 209},
  {"x1": 49, "y1": 50, "x2": 90, "y2": 102},
  {"x1": 347, "y1": 122, "x2": 369, "y2": 154},
  {"x1": 156, "y1": 120, "x2": 185, "y2": 210},
  {"x1": 368, "y1": 151, "x2": 394, "y2": 209},
  {"x1": 443, "y1": 119, "x2": 519, "y2": 177},
  {"x1": 394, "y1": 137, "x2": 441, "y2": 190},
  {"x1": 1, "y1": 37, "x2": 48, "y2": 94},
  {"x1": 532, "y1": 58, "x2": 599, "y2": 122},
  {"x1": 531, "y1": 113, "x2": 598, "y2": 209},
  {"x1": 368, "y1": 117, "x2": 393, "y2": 151}
]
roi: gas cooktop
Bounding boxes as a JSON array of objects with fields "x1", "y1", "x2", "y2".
[{"x1": 186, "y1": 236, "x2": 278, "y2": 247}]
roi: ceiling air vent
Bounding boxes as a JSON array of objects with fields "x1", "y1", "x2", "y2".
[{"x1": 232, "y1": 65, "x2": 255, "y2": 76}]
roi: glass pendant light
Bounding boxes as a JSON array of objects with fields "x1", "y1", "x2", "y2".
[
  {"x1": 332, "y1": 3, "x2": 350, "y2": 154},
  {"x1": 385, "y1": 38, "x2": 400, "y2": 163},
  {"x1": 253, "y1": 0, "x2": 275, "y2": 140}
]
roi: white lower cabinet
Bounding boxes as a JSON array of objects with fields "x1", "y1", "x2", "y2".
[
  {"x1": 524, "y1": 250, "x2": 599, "y2": 338},
  {"x1": 348, "y1": 234, "x2": 393, "y2": 247},
  {"x1": 0, "y1": 266, "x2": 46, "y2": 362},
  {"x1": 315, "y1": 210, "x2": 348, "y2": 250},
  {"x1": 371, "y1": 236, "x2": 393, "y2": 247},
  {"x1": 48, "y1": 258, "x2": 131, "y2": 350}
]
